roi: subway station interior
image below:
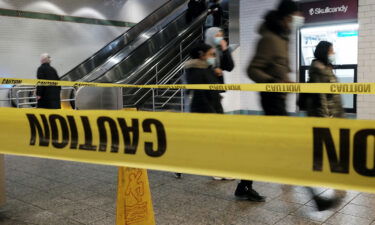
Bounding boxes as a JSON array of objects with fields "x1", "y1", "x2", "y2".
[{"x1": 0, "y1": 0, "x2": 375, "y2": 224}]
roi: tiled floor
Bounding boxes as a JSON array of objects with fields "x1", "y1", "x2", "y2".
[{"x1": 0, "y1": 155, "x2": 374, "y2": 225}]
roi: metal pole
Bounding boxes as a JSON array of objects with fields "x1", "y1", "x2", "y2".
[
  {"x1": 179, "y1": 44, "x2": 183, "y2": 63},
  {"x1": 155, "y1": 65, "x2": 159, "y2": 96},
  {"x1": 152, "y1": 88, "x2": 155, "y2": 112},
  {"x1": 16, "y1": 91, "x2": 20, "y2": 108},
  {"x1": 180, "y1": 89, "x2": 184, "y2": 112}
]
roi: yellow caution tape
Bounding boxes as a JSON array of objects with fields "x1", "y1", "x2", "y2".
[
  {"x1": 1, "y1": 107, "x2": 375, "y2": 193},
  {"x1": 1, "y1": 77, "x2": 374, "y2": 94}
]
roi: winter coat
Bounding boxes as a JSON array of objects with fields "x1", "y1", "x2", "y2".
[
  {"x1": 247, "y1": 11, "x2": 292, "y2": 116},
  {"x1": 208, "y1": 3, "x2": 223, "y2": 27},
  {"x1": 36, "y1": 63, "x2": 61, "y2": 109},
  {"x1": 247, "y1": 24, "x2": 291, "y2": 85},
  {"x1": 205, "y1": 27, "x2": 234, "y2": 85},
  {"x1": 184, "y1": 59, "x2": 223, "y2": 113},
  {"x1": 187, "y1": 0, "x2": 207, "y2": 23},
  {"x1": 306, "y1": 60, "x2": 344, "y2": 118}
]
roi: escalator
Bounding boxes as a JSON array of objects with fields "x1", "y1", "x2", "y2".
[
  {"x1": 60, "y1": 0, "x2": 187, "y2": 82},
  {"x1": 62, "y1": 0, "x2": 207, "y2": 111}
]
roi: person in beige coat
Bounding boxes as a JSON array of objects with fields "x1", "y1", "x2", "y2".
[
  {"x1": 301, "y1": 41, "x2": 344, "y2": 211},
  {"x1": 306, "y1": 41, "x2": 344, "y2": 118},
  {"x1": 247, "y1": 0, "x2": 304, "y2": 115}
]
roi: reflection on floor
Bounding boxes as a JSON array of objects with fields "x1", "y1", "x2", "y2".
[{"x1": 1, "y1": 155, "x2": 374, "y2": 225}]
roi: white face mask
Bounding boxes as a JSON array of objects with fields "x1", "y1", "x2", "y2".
[
  {"x1": 206, "y1": 57, "x2": 216, "y2": 66},
  {"x1": 214, "y1": 37, "x2": 223, "y2": 45},
  {"x1": 291, "y1": 16, "x2": 305, "y2": 31},
  {"x1": 328, "y1": 54, "x2": 336, "y2": 64}
]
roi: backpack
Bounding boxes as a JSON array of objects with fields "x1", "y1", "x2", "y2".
[
  {"x1": 297, "y1": 85, "x2": 320, "y2": 111},
  {"x1": 297, "y1": 92, "x2": 310, "y2": 111},
  {"x1": 205, "y1": 14, "x2": 214, "y2": 27}
]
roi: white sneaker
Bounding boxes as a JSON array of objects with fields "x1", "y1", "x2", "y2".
[{"x1": 213, "y1": 177, "x2": 234, "y2": 180}]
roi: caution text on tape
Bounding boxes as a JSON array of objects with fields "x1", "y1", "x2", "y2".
[
  {"x1": 0, "y1": 108, "x2": 375, "y2": 193},
  {"x1": 1, "y1": 77, "x2": 374, "y2": 94}
]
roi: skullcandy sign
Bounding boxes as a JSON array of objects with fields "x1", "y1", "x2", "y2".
[{"x1": 300, "y1": 0, "x2": 358, "y2": 24}]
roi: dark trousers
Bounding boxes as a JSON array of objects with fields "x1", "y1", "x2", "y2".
[
  {"x1": 37, "y1": 100, "x2": 61, "y2": 109},
  {"x1": 239, "y1": 92, "x2": 288, "y2": 189},
  {"x1": 260, "y1": 92, "x2": 288, "y2": 116}
]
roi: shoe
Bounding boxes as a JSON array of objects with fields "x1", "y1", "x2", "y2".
[
  {"x1": 247, "y1": 189, "x2": 266, "y2": 202},
  {"x1": 213, "y1": 177, "x2": 235, "y2": 180},
  {"x1": 174, "y1": 173, "x2": 182, "y2": 179},
  {"x1": 313, "y1": 196, "x2": 340, "y2": 211},
  {"x1": 234, "y1": 184, "x2": 248, "y2": 199},
  {"x1": 235, "y1": 185, "x2": 266, "y2": 202}
]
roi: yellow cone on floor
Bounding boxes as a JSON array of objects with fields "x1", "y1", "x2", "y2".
[{"x1": 116, "y1": 167, "x2": 156, "y2": 225}]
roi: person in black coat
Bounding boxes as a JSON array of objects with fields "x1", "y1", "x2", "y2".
[
  {"x1": 174, "y1": 43, "x2": 221, "y2": 179},
  {"x1": 36, "y1": 53, "x2": 61, "y2": 109},
  {"x1": 208, "y1": 0, "x2": 223, "y2": 27},
  {"x1": 186, "y1": 0, "x2": 207, "y2": 23},
  {"x1": 184, "y1": 43, "x2": 223, "y2": 113}
]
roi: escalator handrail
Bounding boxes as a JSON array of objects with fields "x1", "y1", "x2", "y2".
[
  {"x1": 79, "y1": 3, "x2": 189, "y2": 83},
  {"x1": 131, "y1": 34, "x2": 200, "y2": 99},
  {"x1": 119, "y1": 29, "x2": 200, "y2": 100},
  {"x1": 123, "y1": 60, "x2": 187, "y2": 107},
  {"x1": 125, "y1": 32, "x2": 201, "y2": 106},
  {"x1": 114, "y1": 12, "x2": 207, "y2": 87},
  {"x1": 157, "y1": 35, "x2": 201, "y2": 85},
  {"x1": 119, "y1": 31, "x2": 198, "y2": 89},
  {"x1": 60, "y1": 0, "x2": 187, "y2": 81},
  {"x1": 128, "y1": 30, "x2": 202, "y2": 107}
]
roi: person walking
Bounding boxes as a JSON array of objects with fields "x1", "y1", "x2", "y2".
[
  {"x1": 207, "y1": 0, "x2": 223, "y2": 28},
  {"x1": 36, "y1": 53, "x2": 61, "y2": 109},
  {"x1": 238, "y1": 0, "x2": 305, "y2": 202},
  {"x1": 175, "y1": 43, "x2": 223, "y2": 179},
  {"x1": 301, "y1": 41, "x2": 343, "y2": 211},
  {"x1": 205, "y1": 27, "x2": 234, "y2": 79},
  {"x1": 304, "y1": 41, "x2": 344, "y2": 118},
  {"x1": 187, "y1": 0, "x2": 207, "y2": 23},
  {"x1": 205, "y1": 27, "x2": 234, "y2": 180},
  {"x1": 184, "y1": 43, "x2": 223, "y2": 114}
]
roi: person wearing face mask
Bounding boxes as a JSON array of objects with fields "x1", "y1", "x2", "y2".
[
  {"x1": 305, "y1": 41, "x2": 344, "y2": 118},
  {"x1": 187, "y1": 0, "x2": 207, "y2": 23},
  {"x1": 207, "y1": 0, "x2": 223, "y2": 28},
  {"x1": 205, "y1": 27, "x2": 234, "y2": 181},
  {"x1": 174, "y1": 43, "x2": 221, "y2": 179},
  {"x1": 205, "y1": 27, "x2": 234, "y2": 84},
  {"x1": 298, "y1": 41, "x2": 343, "y2": 211},
  {"x1": 236, "y1": 0, "x2": 305, "y2": 202},
  {"x1": 183, "y1": 43, "x2": 223, "y2": 114}
]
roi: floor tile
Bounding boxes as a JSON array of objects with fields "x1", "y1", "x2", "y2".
[
  {"x1": 68, "y1": 207, "x2": 112, "y2": 224},
  {"x1": 292, "y1": 205, "x2": 336, "y2": 222},
  {"x1": 340, "y1": 203, "x2": 375, "y2": 221},
  {"x1": 325, "y1": 212, "x2": 372, "y2": 225},
  {"x1": 275, "y1": 215, "x2": 322, "y2": 225},
  {"x1": 3, "y1": 156, "x2": 373, "y2": 225}
]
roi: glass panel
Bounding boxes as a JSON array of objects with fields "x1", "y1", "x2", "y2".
[
  {"x1": 335, "y1": 69, "x2": 355, "y2": 109},
  {"x1": 300, "y1": 24, "x2": 358, "y2": 66}
]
